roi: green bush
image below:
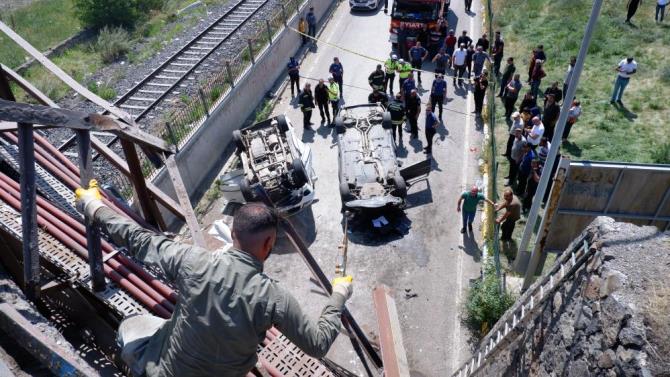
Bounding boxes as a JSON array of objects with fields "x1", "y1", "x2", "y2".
[
  {"x1": 463, "y1": 261, "x2": 515, "y2": 339},
  {"x1": 73, "y1": 0, "x2": 164, "y2": 29},
  {"x1": 651, "y1": 141, "x2": 670, "y2": 164},
  {"x1": 87, "y1": 81, "x2": 117, "y2": 100},
  {"x1": 96, "y1": 27, "x2": 131, "y2": 63}
]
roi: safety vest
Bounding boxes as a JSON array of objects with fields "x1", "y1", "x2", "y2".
[
  {"x1": 398, "y1": 63, "x2": 412, "y2": 79},
  {"x1": 328, "y1": 82, "x2": 340, "y2": 101},
  {"x1": 384, "y1": 59, "x2": 398, "y2": 74}
]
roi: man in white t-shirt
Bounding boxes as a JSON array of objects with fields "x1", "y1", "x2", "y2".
[
  {"x1": 610, "y1": 56, "x2": 637, "y2": 104},
  {"x1": 527, "y1": 116, "x2": 544, "y2": 147},
  {"x1": 452, "y1": 44, "x2": 468, "y2": 87}
]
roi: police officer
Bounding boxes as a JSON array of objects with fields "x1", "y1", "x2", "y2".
[
  {"x1": 387, "y1": 93, "x2": 406, "y2": 143},
  {"x1": 384, "y1": 54, "x2": 399, "y2": 95},
  {"x1": 402, "y1": 72, "x2": 416, "y2": 105},
  {"x1": 430, "y1": 74, "x2": 447, "y2": 119},
  {"x1": 368, "y1": 88, "x2": 388, "y2": 107},
  {"x1": 327, "y1": 77, "x2": 340, "y2": 118},
  {"x1": 397, "y1": 58, "x2": 412, "y2": 90},
  {"x1": 329, "y1": 57, "x2": 344, "y2": 97},
  {"x1": 74, "y1": 184, "x2": 354, "y2": 377},
  {"x1": 368, "y1": 64, "x2": 386, "y2": 92},
  {"x1": 408, "y1": 41, "x2": 428, "y2": 85},
  {"x1": 287, "y1": 57, "x2": 300, "y2": 97}
]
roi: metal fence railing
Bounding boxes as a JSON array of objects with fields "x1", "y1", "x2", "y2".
[{"x1": 113, "y1": 0, "x2": 307, "y2": 196}]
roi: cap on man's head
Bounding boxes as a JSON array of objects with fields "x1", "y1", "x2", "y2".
[
  {"x1": 391, "y1": 54, "x2": 398, "y2": 60},
  {"x1": 511, "y1": 111, "x2": 521, "y2": 118},
  {"x1": 398, "y1": 58, "x2": 405, "y2": 64}
]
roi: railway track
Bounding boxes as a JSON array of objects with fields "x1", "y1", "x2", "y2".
[{"x1": 58, "y1": 0, "x2": 270, "y2": 155}]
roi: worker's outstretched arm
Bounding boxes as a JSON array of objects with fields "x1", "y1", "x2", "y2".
[
  {"x1": 75, "y1": 181, "x2": 192, "y2": 283},
  {"x1": 274, "y1": 276, "x2": 353, "y2": 359}
]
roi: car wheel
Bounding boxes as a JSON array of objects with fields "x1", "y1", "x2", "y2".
[
  {"x1": 335, "y1": 116, "x2": 346, "y2": 134},
  {"x1": 340, "y1": 182, "x2": 354, "y2": 202},
  {"x1": 382, "y1": 111, "x2": 392, "y2": 129},
  {"x1": 292, "y1": 158, "x2": 309, "y2": 187},
  {"x1": 233, "y1": 130, "x2": 246, "y2": 152},
  {"x1": 276, "y1": 115, "x2": 289, "y2": 134},
  {"x1": 239, "y1": 177, "x2": 257, "y2": 202},
  {"x1": 392, "y1": 172, "x2": 407, "y2": 198}
]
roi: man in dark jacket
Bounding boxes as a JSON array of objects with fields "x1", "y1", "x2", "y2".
[
  {"x1": 314, "y1": 79, "x2": 331, "y2": 124},
  {"x1": 368, "y1": 64, "x2": 386, "y2": 92},
  {"x1": 368, "y1": 89, "x2": 388, "y2": 107},
  {"x1": 287, "y1": 57, "x2": 300, "y2": 97},
  {"x1": 542, "y1": 94, "x2": 560, "y2": 141},
  {"x1": 387, "y1": 93, "x2": 405, "y2": 143},
  {"x1": 492, "y1": 31, "x2": 504, "y2": 77},
  {"x1": 405, "y1": 89, "x2": 421, "y2": 138},
  {"x1": 430, "y1": 74, "x2": 447, "y2": 119},
  {"x1": 498, "y1": 57, "x2": 515, "y2": 97},
  {"x1": 298, "y1": 83, "x2": 315, "y2": 130}
]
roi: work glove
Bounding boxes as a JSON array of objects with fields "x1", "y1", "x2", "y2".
[
  {"x1": 75, "y1": 179, "x2": 105, "y2": 218},
  {"x1": 332, "y1": 275, "x2": 353, "y2": 301}
]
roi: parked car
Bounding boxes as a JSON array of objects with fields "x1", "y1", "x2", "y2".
[
  {"x1": 335, "y1": 104, "x2": 407, "y2": 211},
  {"x1": 350, "y1": 0, "x2": 381, "y2": 11},
  {"x1": 233, "y1": 115, "x2": 316, "y2": 213}
]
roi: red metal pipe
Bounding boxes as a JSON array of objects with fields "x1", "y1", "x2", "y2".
[
  {"x1": 0, "y1": 175, "x2": 175, "y2": 313},
  {"x1": 0, "y1": 175, "x2": 175, "y2": 314},
  {"x1": 0, "y1": 186, "x2": 171, "y2": 318},
  {"x1": 1, "y1": 175, "x2": 177, "y2": 304},
  {"x1": 32, "y1": 132, "x2": 80, "y2": 177}
]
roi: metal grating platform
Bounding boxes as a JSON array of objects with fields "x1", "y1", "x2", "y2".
[
  {"x1": 259, "y1": 330, "x2": 336, "y2": 377},
  {"x1": 0, "y1": 142, "x2": 79, "y2": 218},
  {"x1": 0, "y1": 203, "x2": 147, "y2": 318}
]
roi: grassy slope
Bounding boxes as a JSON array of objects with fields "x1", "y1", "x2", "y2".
[
  {"x1": 0, "y1": 0, "x2": 82, "y2": 68},
  {"x1": 492, "y1": 0, "x2": 670, "y2": 164}
]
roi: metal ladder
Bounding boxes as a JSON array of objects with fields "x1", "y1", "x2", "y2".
[{"x1": 451, "y1": 235, "x2": 595, "y2": 377}]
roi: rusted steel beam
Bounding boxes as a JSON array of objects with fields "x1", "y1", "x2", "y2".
[
  {"x1": 0, "y1": 302, "x2": 99, "y2": 376},
  {"x1": 1, "y1": 64, "x2": 57, "y2": 107},
  {"x1": 0, "y1": 21, "x2": 133, "y2": 124},
  {"x1": 164, "y1": 155, "x2": 206, "y2": 247},
  {"x1": 17, "y1": 122, "x2": 40, "y2": 300},
  {"x1": 0, "y1": 99, "x2": 174, "y2": 154},
  {"x1": 120, "y1": 139, "x2": 167, "y2": 230},
  {"x1": 76, "y1": 130, "x2": 106, "y2": 291},
  {"x1": 372, "y1": 285, "x2": 410, "y2": 377},
  {"x1": 0, "y1": 65, "x2": 16, "y2": 101}
]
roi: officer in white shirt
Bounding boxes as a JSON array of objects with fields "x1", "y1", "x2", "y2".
[
  {"x1": 610, "y1": 56, "x2": 637, "y2": 104},
  {"x1": 452, "y1": 44, "x2": 468, "y2": 87}
]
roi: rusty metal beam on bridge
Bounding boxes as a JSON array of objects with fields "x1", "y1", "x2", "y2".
[
  {"x1": 165, "y1": 155, "x2": 205, "y2": 247},
  {"x1": 0, "y1": 99, "x2": 174, "y2": 154},
  {"x1": 372, "y1": 285, "x2": 410, "y2": 377}
]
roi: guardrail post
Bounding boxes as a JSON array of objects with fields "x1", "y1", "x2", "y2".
[
  {"x1": 247, "y1": 39, "x2": 255, "y2": 64},
  {"x1": 198, "y1": 89, "x2": 210, "y2": 117},
  {"x1": 281, "y1": 4, "x2": 288, "y2": 25},
  {"x1": 225, "y1": 61, "x2": 235, "y2": 88},
  {"x1": 265, "y1": 20, "x2": 273, "y2": 44}
]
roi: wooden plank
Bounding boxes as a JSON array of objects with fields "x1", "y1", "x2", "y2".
[
  {"x1": 0, "y1": 21, "x2": 133, "y2": 124},
  {"x1": 372, "y1": 285, "x2": 410, "y2": 377},
  {"x1": 165, "y1": 155, "x2": 206, "y2": 247}
]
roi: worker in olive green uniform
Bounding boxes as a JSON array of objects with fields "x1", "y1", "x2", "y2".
[
  {"x1": 387, "y1": 92, "x2": 406, "y2": 143},
  {"x1": 397, "y1": 58, "x2": 413, "y2": 91},
  {"x1": 384, "y1": 54, "x2": 399, "y2": 95},
  {"x1": 75, "y1": 181, "x2": 353, "y2": 377}
]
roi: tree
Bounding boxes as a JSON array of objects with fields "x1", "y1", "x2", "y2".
[{"x1": 73, "y1": 0, "x2": 163, "y2": 30}]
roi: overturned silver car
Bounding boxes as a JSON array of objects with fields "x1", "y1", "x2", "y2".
[
  {"x1": 335, "y1": 104, "x2": 407, "y2": 211},
  {"x1": 233, "y1": 115, "x2": 316, "y2": 213}
]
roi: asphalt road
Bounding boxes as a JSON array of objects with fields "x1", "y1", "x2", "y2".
[{"x1": 264, "y1": 0, "x2": 485, "y2": 375}]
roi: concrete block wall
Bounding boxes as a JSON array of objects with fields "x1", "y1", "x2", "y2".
[{"x1": 152, "y1": 0, "x2": 338, "y2": 226}]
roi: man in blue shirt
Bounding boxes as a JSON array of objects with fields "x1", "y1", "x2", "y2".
[
  {"x1": 306, "y1": 7, "x2": 317, "y2": 41},
  {"x1": 402, "y1": 73, "x2": 416, "y2": 104},
  {"x1": 424, "y1": 105, "x2": 438, "y2": 154},
  {"x1": 472, "y1": 46, "x2": 491, "y2": 78},
  {"x1": 287, "y1": 57, "x2": 300, "y2": 97},
  {"x1": 430, "y1": 74, "x2": 447, "y2": 119},
  {"x1": 329, "y1": 57, "x2": 344, "y2": 97},
  {"x1": 408, "y1": 42, "x2": 428, "y2": 84},
  {"x1": 516, "y1": 142, "x2": 536, "y2": 195}
]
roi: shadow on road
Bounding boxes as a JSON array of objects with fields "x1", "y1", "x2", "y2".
[
  {"x1": 274, "y1": 206, "x2": 317, "y2": 253},
  {"x1": 461, "y1": 231, "x2": 482, "y2": 262},
  {"x1": 346, "y1": 208, "x2": 412, "y2": 245}
]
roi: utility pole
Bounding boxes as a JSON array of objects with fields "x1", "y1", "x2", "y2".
[{"x1": 520, "y1": 0, "x2": 604, "y2": 290}]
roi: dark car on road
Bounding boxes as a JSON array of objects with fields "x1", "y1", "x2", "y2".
[{"x1": 335, "y1": 104, "x2": 407, "y2": 211}]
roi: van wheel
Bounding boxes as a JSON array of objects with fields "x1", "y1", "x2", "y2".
[
  {"x1": 276, "y1": 115, "x2": 289, "y2": 134},
  {"x1": 239, "y1": 177, "x2": 257, "y2": 202},
  {"x1": 392, "y1": 172, "x2": 407, "y2": 198},
  {"x1": 340, "y1": 182, "x2": 354, "y2": 202},
  {"x1": 233, "y1": 130, "x2": 245, "y2": 152},
  {"x1": 292, "y1": 158, "x2": 309, "y2": 187}
]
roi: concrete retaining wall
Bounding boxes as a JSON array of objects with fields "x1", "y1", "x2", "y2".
[{"x1": 153, "y1": 0, "x2": 338, "y2": 227}]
